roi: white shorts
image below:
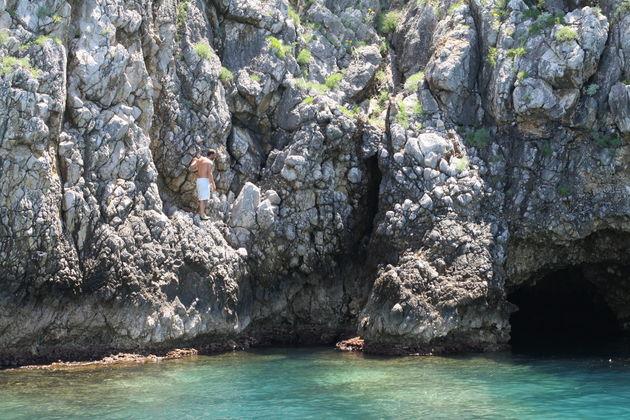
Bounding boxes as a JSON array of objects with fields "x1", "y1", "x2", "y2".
[{"x1": 196, "y1": 178, "x2": 210, "y2": 201}]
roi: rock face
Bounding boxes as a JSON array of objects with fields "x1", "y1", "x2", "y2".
[{"x1": 0, "y1": 0, "x2": 628, "y2": 364}]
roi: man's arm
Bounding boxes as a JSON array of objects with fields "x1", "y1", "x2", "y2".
[
  {"x1": 209, "y1": 171, "x2": 216, "y2": 191},
  {"x1": 189, "y1": 157, "x2": 198, "y2": 170}
]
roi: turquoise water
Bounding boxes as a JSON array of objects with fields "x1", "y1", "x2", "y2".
[{"x1": 2, "y1": 347, "x2": 630, "y2": 419}]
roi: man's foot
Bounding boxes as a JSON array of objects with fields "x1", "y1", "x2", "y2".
[{"x1": 200, "y1": 215, "x2": 210, "y2": 220}]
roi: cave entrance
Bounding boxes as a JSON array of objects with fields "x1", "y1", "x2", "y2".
[{"x1": 508, "y1": 265, "x2": 625, "y2": 353}]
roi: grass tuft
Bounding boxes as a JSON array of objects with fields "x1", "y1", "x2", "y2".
[
  {"x1": 404, "y1": 70, "x2": 425, "y2": 92},
  {"x1": 555, "y1": 25, "x2": 578, "y2": 42},
  {"x1": 378, "y1": 11, "x2": 399, "y2": 34},
  {"x1": 193, "y1": 42, "x2": 213, "y2": 60}
]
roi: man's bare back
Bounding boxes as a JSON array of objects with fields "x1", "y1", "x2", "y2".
[{"x1": 194, "y1": 157, "x2": 214, "y2": 180}]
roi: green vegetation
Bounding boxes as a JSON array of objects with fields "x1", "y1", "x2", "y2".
[
  {"x1": 592, "y1": 131, "x2": 622, "y2": 149},
  {"x1": 339, "y1": 105, "x2": 361, "y2": 117},
  {"x1": 615, "y1": 0, "x2": 630, "y2": 18},
  {"x1": 297, "y1": 49, "x2": 311, "y2": 66},
  {"x1": 555, "y1": 25, "x2": 578, "y2": 42},
  {"x1": 36, "y1": 6, "x2": 52, "y2": 18},
  {"x1": 267, "y1": 36, "x2": 291, "y2": 58},
  {"x1": 541, "y1": 141, "x2": 552, "y2": 157},
  {"x1": 251, "y1": 74, "x2": 261, "y2": 82},
  {"x1": 288, "y1": 6, "x2": 301, "y2": 26},
  {"x1": 378, "y1": 11, "x2": 399, "y2": 34},
  {"x1": 488, "y1": 47, "x2": 498, "y2": 66},
  {"x1": 448, "y1": 2, "x2": 466, "y2": 14},
  {"x1": 522, "y1": 7, "x2": 541, "y2": 20},
  {"x1": 491, "y1": 0, "x2": 509, "y2": 24},
  {"x1": 375, "y1": 70, "x2": 387, "y2": 83},
  {"x1": 295, "y1": 78, "x2": 329, "y2": 93},
  {"x1": 304, "y1": 0, "x2": 315, "y2": 9},
  {"x1": 379, "y1": 90, "x2": 389, "y2": 104},
  {"x1": 379, "y1": 39, "x2": 389, "y2": 54},
  {"x1": 219, "y1": 67, "x2": 233, "y2": 83},
  {"x1": 0, "y1": 30, "x2": 8, "y2": 45},
  {"x1": 325, "y1": 71, "x2": 343, "y2": 89},
  {"x1": 506, "y1": 46, "x2": 526, "y2": 59},
  {"x1": 516, "y1": 70, "x2": 528, "y2": 81},
  {"x1": 301, "y1": 32, "x2": 314, "y2": 44},
  {"x1": 411, "y1": 99, "x2": 426, "y2": 116},
  {"x1": 178, "y1": 2, "x2": 189, "y2": 29},
  {"x1": 456, "y1": 157, "x2": 469, "y2": 172},
  {"x1": 193, "y1": 42, "x2": 213, "y2": 60},
  {"x1": 301, "y1": 96, "x2": 315, "y2": 104},
  {"x1": 585, "y1": 83, "x2": 599, "y2": 96},
  {"x1": 465, "y1": 128, "x2": 491, "y2": 149},
  {"x1": 1, "y1": 56, "x2": 39, "y2": 78},
  {"x1": 52, "y1": 14, "x2": 62, "y2": 23},
  {"x1": 557, "y1": 184, "x2": 570, "y2": 197},
  {"x1": 34, "y1": 35, "x2": 50, "y2": 46},
  {"x1": 529, "y1": 12, "x2": 564, "y2": 36},
  {"x1": 404, "y1": 70, "x2": 425, "y2": 92},
  {"x1": 395, "y1": 102, "x2": 410, "y2": 129},
  {"x1": 7, "y1": 8, "x2": 16, "y2": 19}
]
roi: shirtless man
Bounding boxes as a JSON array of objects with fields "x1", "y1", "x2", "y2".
[{"x1": 189, "y1": 149, "x2": 217, "y2": 220}]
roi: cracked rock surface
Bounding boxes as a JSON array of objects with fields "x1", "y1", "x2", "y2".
[{"x1": 0, "y1": 0, "x2": 628, "y2": 364}]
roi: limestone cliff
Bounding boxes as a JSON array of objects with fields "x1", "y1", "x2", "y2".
[{"x1": 0, "y1": 0, "x2": 628, "y2": 365}]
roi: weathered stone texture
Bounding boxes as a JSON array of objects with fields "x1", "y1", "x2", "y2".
[{"x1": 0, "y1": 0, "x2": 628, "y2": 364}]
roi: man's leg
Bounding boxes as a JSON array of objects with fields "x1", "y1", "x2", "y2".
[{"x1": 199, "y1": 200, "x2": 207, "y2": 217}]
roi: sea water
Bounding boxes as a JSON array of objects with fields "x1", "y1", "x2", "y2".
[{"x1": 1, "y1": 347, "x2": 630, "y2": 419}]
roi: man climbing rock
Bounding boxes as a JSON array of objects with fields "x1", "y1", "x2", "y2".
[{"x1": 189, "y1": 149, "x2": 217, "y2": 220}]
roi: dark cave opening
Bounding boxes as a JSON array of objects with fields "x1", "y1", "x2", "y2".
[
  {"x1": 363, "y1": 155, "x2": 382, "y2": 243},
  {"x1": 508, "y1": 266, "x2": 624, "y2": 353}
]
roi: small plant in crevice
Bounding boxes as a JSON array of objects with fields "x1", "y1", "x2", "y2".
[
  {"x1": 592, "y1": 131, "x2": 622, "y2": 149},
  {"x1": 557, "y1": 184, "x2": 570, "y2": 197},
  {"x1": 295, "y1": 78, "x2": 329, "y2": 93},
  {"x1": 0, "y1": 30, "x2": 8, "y2": 45},
  {"x1": 267, "y1": 36, "x2": 292, "y2": 58},
  {"x1": 251, "y1": 74, "x2": 261, "y2": 82},
  {"x1": 465, "y1": 128, "x2": 491, "y2": 149},
  {"x1": 456, "y1": 157, "x2": 469, "y2": 172},
  {"x1": 301, "y1": 96, "x2": 315, "y2": 104},
  {"x1": 555, "y1": 25, "x2": 578, "y2": 42},
  {"x1": 448, "y1": 2, "x2": 466, "y2": 14},
  {"x1": 177, "y1": 2, "x2": 189, "y2": 30},
  {"x1": 540, "y1": 141, "x2": 552, "y2": 157},
  {"x1": 507, "y1": 46, "x2": 526, "y2": 59},
  {"x1": 288, "y1": 6, "x2": 301, "y2": 26},
  {"x1": 522, "y1": 7, "x2": 541, "y2": 20},
  {"x1": 0, "y1": 56, "x2": 39, "y2": 78},
  {"x1": 529, "y1": 12, "x2": 564, "y2": 36},
  {"x1": 36, "y1": 6, "x2": 52, "y2": 18},
  {"x1": 404, "y1": 70, "x2": 425, "y2": 92},
  {"x1": 516, "y1": 70, "x2": 528, "y2": 81},
  {"x1": 193, "y1": 42, "x2": 213, "y2": 60},
  {"x1": 325, "y1": 71, "x2": 343, "y2": 89},
  {"x1": 395, "y1": 102, "x2": 410, "y2": 129},
  {"x1": 378, "y1": 11, "x2": 399, "y2": 34},
  {"x1": 297, "y1": 49, "x2": 311, "y2": 66},
  {"x1": 488, "y1": 47, "x2": 498, "y2": 66},
  {"x1": 339, "y1": 104, "x2": 361, "y2": 117},
  {"x1": 615, "y1": 0, "x2": 630, "y2": 18},
  {"x1": 219, "y1": 67, "x2": 233, "y2": 83},
  {"x1": 585, "y1": 83, "x2": 599, "y2": 96},
  {"x1": 411, "y1": 99, "x2": 426, "y2": 116}
]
